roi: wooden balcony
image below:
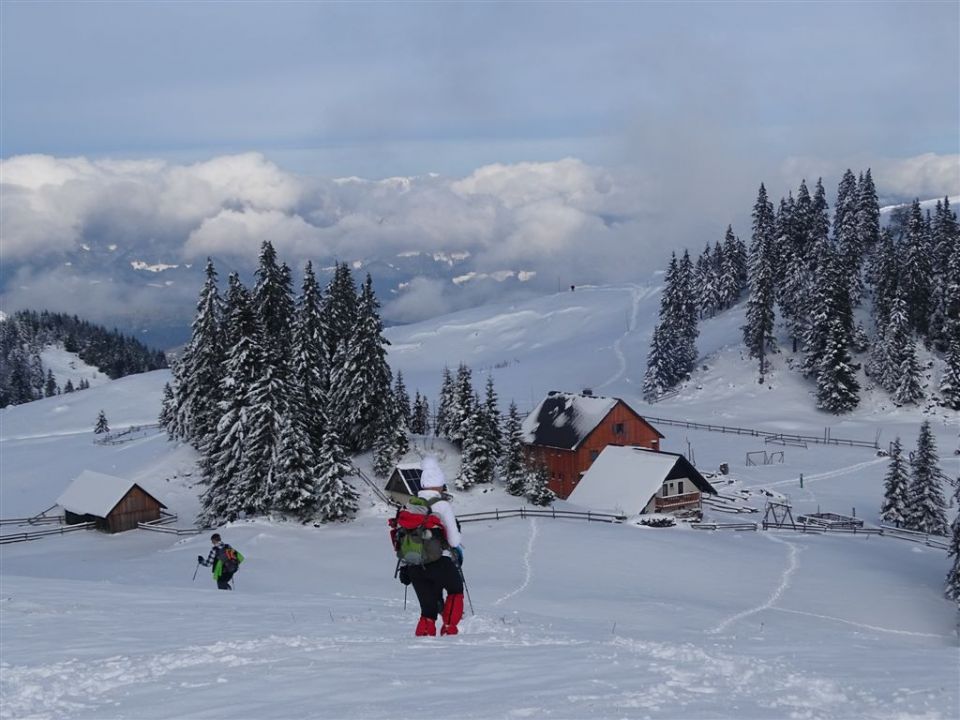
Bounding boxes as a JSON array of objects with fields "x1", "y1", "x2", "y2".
[{"x1": 655, "y1": 491, "x2": 701, "y2": 512}]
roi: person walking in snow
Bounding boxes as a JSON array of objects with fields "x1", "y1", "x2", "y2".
[
  {"x1": 198, "y1": 533, "x2": 243, "y2": 590},
  {"x1": 405, "y1": 457, "x2": 465, "y2": 636}
]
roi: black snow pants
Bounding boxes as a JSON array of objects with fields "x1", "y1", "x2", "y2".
[
  {"x1": 217, "y1": 570, "x2": 234, "y2": 590},
  {"x1": 407, "y1": 556, "x2": 463, "y2": 619}
]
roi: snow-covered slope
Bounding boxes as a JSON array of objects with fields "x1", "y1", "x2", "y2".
[{"x1": 2, "y1": 285, "x2": 959, "y2": 719}]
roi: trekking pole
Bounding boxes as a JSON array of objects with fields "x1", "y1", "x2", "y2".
[
  {"x1": 404, "y1": 584, "x2": 408, "y2": 611},
  {"x1": 458, "y1": 567, "x2": 475, "y2": 616},
  {"x1": 192, "y1": 560, "x2": 201, "y2": 582}
]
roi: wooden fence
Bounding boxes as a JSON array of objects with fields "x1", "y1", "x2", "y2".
[
  {"x1": 640, "y1": 415, "x2": 880, "y2": 449},
  {"x1": 692, "y1": 519, "x2": 949, "y2": 549},
  {"x1": 137, "y1": 511, "x2": 201, "y2": 536},
  {"x1": 0, "y1": 521, "x2": 96, "y2": 544},
  {"x1": 458, "y1": 507, "x2": 626, "y2": 524}
]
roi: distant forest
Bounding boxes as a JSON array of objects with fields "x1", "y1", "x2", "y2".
[{"x1": 0, "y1": 310, "x2": 168, "y2": 407}]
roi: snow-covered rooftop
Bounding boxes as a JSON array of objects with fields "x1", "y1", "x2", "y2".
[
  {"x1": 521, "y1": 391, "x2": 620, "y2": 450},
  {"x1": 56, "y1": 470, "x2": 164, "y2": 517},
  {"x1": 567, "y1": 446, "x2": 678, "y2": 514}
]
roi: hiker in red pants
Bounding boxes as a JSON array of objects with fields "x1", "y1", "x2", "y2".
[{"x1": 405, "y1": 457, "x2": 465, "y2": 636}]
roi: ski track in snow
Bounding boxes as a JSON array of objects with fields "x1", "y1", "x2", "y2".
[
  {"x1": 769, "y1": 607, "x2": 951, "y2": 638},
  {"x1": 709, "y1": 533, "x2": 800, "y2": 634},
  {"x1": 764, "y1": 457, "x2": 888, "y2": 488},
  {"x1": 494, "y1": 519, "x2": 537, "y2": 606},
  {"x1": 597, "y1": 285, "x2": 648, "y2": 391}
]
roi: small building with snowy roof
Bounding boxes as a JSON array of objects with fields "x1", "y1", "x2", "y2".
[
  {"x1": 521, "y1": 390, "x2": 664, "y2": 498},
  {"x1": 384, "y1": 463, "x2": 423, "y2": 503},
  {"x1": 567, "y1": 446, "x2": 717, "y2": 516},
  {"x1": 57, "y1": 470, "x2": 166, "y2": 533}
]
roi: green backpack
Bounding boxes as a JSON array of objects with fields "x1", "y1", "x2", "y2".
[{"x1": 390, "y1": 497, "x2": 447, "y2": 566}]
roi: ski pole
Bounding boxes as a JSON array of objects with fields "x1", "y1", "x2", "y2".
[
  {"x1": 459, "y1": 567, "x2": 474, "y2": 616},
  {"x1": 192, "y1": 560, "x2": 201, "y2": 582},
  {"x1": 404, "y1": 584, "x2": 408, "y2": 611}
]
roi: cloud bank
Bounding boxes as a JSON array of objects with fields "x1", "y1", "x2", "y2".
[{"x1": 2, "y1": 151, "x2": 957, "y2": 329}]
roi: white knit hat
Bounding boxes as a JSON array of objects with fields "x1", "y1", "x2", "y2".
[{"x1": 419, "y1": 456, "x2": 446, "y2": 489}]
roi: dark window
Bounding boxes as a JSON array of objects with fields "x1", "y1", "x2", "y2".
[
  {"x1": 613, "y1": 422, "x2": 625, "y2": 435},
  {"x1": 678, "y1": 481, "x2": 684, "y2": 494},
  {"x1": 589, "y1": 450, "x2": 600, "y2": 462}
]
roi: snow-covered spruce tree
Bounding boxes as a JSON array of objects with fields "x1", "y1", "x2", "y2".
[
  {"x1": 321, "y1": 262, "x2": 359, "y2": 366},
  {"x1": 481, "y1": 375, "x2": 502, "y2": 467},
  {"x1": 394, "y1": 371, "x2": 412, "y2": 428},
  {"x1": 803, "y1": 237, "x2": 854, "y2": 385},
  {"x1": 457, "y1": 396, "x2": 497, "y2": 489},
  {"x1": 717, "y1": 235, "x2": 741, "y2": 311},
  {"x1": 240, "y1": 245, "x2": 297, "y2": 515},
  {"x1": 642, "y1": 323, "x2": 673, "y2": 401},
  {"x1": 172, "y1": 259, "x2": 225, "y2": 446},
  {"x1": 525, "y1": 462, "x2": 555, "y2": 506},
  {"x1": 929, "y1": 198, "x2": 960, "y2": 353},
  {"x1": 500, "y1": 401, "x2": 527, "y2": 497},
  {"x1": 880, "y1": 437, "x2": 909, "y2": 527},
  {"x1": 63, "y1": 378, "x2": 75, "y2": 394},
  {"x1": 743, "y1": 183, "x2": 777, "y2": 382},
  {"x1": 834, "y1": 169, "x2": 864, "y2": 305},
  {"x1": 94, "y1": 410, "x2": 109, "y2": 434},
  {"x1": 776, "y1": 190, "x2": 811, "y2": 353},
  {"x1": 372, "y1": 394, "x2": 410, "y2": 479},
  {"x1": 332, "y1": 274, "x2": 393, "y2": 452},
  {"x1": 199, "y1": 274, "x2": 262, "y2": 526},
  {"x1": 675, "y1": 249, "x2": 699, "y2": 376},
  {"x1": 856, "y1": 169, "x2": 880, "y2": 254},
  {"x1": 866, "y1": 228, "x2": 899, "y2": 336},
  {"x1": 158, "y1": 382, "x2": 175, "y2": 436},
  {"x1": 946, "y1": 475, "x2": 960, "y2": 602},
  {"x1": 904, "y1": 421, "x2": 948, "y2": 535},
  {"x1": 875, "y1": 294, "x2": 916, "y2": 397},
  {"x1": 720, "y1": 225, "x2": 747, "y2": 300},
  {"x1": 695, "y1": 243, "x2": 719, "y2": 317},
  {"x1": 314, "y1": 419, "x2": 358, "y2": 523},
  {"x1": 900, "y1": 200, "x2": 934, "y2": 338},
  {"x1": 410, "y1": 391, "x2": 430, "y2": 435},
  {"x1": 445, "y1": 363, "x2": 475, "y2": 447},
  {"x1": 815, "y1": 316, "x2": 860, "y2": 413},
  {"x1": 271, "y1": 405, "x2": 319, "y2": 520},
  {"x1": 434, "y1": 366, "x2": 455, "y2": 438},
  {"x1": 292, "y1": 261, "x2": 329, "y2": 457},
  {"x1": 891, "y1": 337, "x2": 924, "y2": 406},
  {"x1": 939, "y1": 338, "x2": 960, "y2": 411},
  {"x1": 43, "y1": 369, "x2": 57, "y2": 397}
]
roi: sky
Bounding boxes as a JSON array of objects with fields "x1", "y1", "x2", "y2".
[{"x1": 1, "y1": 1, "x2": 958, "y2": 326}]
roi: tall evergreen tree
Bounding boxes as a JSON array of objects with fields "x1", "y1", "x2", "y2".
[
  {"x1": 158, "y1": 382, "x2": 176, "y2": 437},
  {"x1": 743, "y1": 183, "x2": 777, "y2": 381},
  {"x1": 904, "y1": 421, "x2": 948, "y2": 535},
  {"x1": 929, "y1": 198, "x2": 960, "y2": 352},
  {"x1": 321, "y1": 262, "x2": 359, "y2": 364},
  {"x1": 676, "y1": 249, "x2": 699, "y2": 375},
  {"x1": 524, "y1": 462, "x2": 555, "y2": 506},
  {"x1": 642, "y1": 323, "x2": 673, "y2": 401},
  {"x1": 900, "y1": 200, "x2": 934, "y2": 337},
  {"x1": 815, "y1": 316, "x2": 860, "y2": 413},
  {"x1": 891, "y1": 337, "x2": 924, "y2": 406},
  {"x1": 314, "y1": 419, "x2": 358, "y2": 523},
  {"x1": 411, "y1": 391, "x2": 431, "y2": 435},
  {"x1": 946, "y1": 474, "x2": 960, "y2": 602},
  {"x1": 880, "y1": 437, "x2": 909, "y2": 527},
  {"x1": 292, "y1": 261, "x2": 329, "y2": 456},
  {"x1": 457, "y1": 399, "x2": 497, "y2": 489},
  {"x1": 271, "y1": 408, "x2": 319, "y2": 520},
  {"x1": 481, "y1": 375, "x2": 502, "y2": 466},
  {"x1": 834, "y1": 170, "x2": 864, "y2": 304},
  {"x1": 394, "y1": 371, "x2": 412, "y2": 427},
  {"x1": 500, "y1": 401, "x2": 527, "y2": 496},
  {"x1": 445, "y1": 363, "x2": 475, "y2": 447},
  {"x1": 939, "y1": 337, "x2": 960, "y2": 411},
  {"x1": 435, "y1": 366, "x2": 455, "y2": 438},
  {"x1": 43, "y1": 369, "x2": 57, "y2": 397},
  {"x1": 171, "y1": 259, "x2": 225, "y2": 445}
]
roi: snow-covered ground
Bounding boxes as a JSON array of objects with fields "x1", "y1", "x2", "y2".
[{"x1": 2, "y1": 285, "x2": 958, "y2": 719}]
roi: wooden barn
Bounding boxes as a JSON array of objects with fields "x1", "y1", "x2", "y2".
[
  {"x1": 384, "y1": 463, "x2": 423, "y2": 503},
  {"x1": 567, "y1": 446, "x2": 716, "y2": 516},
  {"x1": 521, "y1": 390, "x2": 664, "y2": 499},
  {"x1": 57, "y1": 470, "x2": 166, "y2": 533}
]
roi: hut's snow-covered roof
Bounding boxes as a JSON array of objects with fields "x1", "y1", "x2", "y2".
[
  {"x1": 521, "y1": 391, "x2": 620, "y2": 450},
  {"x1": 567, "y1": 446, "x2": 678, "y2": 515},
  {"x1": 57, "y1": 470, "x2": 164, "y2": 517}
]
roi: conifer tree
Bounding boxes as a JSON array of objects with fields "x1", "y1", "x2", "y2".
[
  {"x1": 314, "y1": 419, "x2": 358, "y2": 523},
  {"x1": 172, "y1": 259, "x2": 225, "y2": 446},
  {"x1": 435, "y1": 367, "x2": 455, "y2": 438},
  {"x1": 158, "y1": 382, "x2": 175, "y2": 436},
  {"x1": 394, "y1": 371, "x2": 412, "y2": 428},
  {"x1": 457, "y1": 399, "x2": 497, "y2": 489},
  {"x1": 676, "y1": 250, "x2": 699, "y2": 375},
  {"x1": 721, "y1": 225, "x2": 747, "y2": 296},
  {"x1": 905, "y1": 421, "x2": 948, "y2": 535},
  {"x1": 321, "y1": 262, "x2": 359, "y2": 364},
  {"x1": 945, "y1": 475, "x2": 960, "y2": 602},
  {"x1": 929, "y1": 198, "x2": 960, "y2": 352},
  {"x1": 891, "y1": 338, "x2": 924, "y2": 406},
  {"x1": 445, "y1": 363, "x2": 475, "y2": 447},
  {"x1": 525, "y1": 463, "x2": 555, "y2": 506},
  {"x1": 809, "y1": 178, "x2": 831, "y2": 274},
  {"x1": 901, "y1": 200, "x2": 933, "y2": 337},
  {"x1": 199, "y1": 275, "x2": 262, "y2": 526},
  {"x1": 939, "y1": 338, "x2": 960, "y2": 411},
  {"x1": 271, "y1": 407, "x2": 319, "y2": 520},
  {"x1": 815, "y1": 316, "x2": 860, "y2": 413},
  {"x1": 642, "y1": 324, "x2": 673, "y2": 401},
  {"x1": 411, "y1": 392, "x2": 430, "y2": 435},
  {"x1": 500, "y1": 401, "x2": 527, "y2": 496},
  {"x1": 63, "y1": 378, "x2": 75, "y2": 393},
  {"x1": 743, "y1": 183, "x2": 777, "y2": 381},
  {"x1": 834, "y1": 170, "x2": 864, "y2": 304},
  {"x1": 43, "y1": 369, "x2": 57, "y2": 397},
  {"x1": 292, "y1": 261, "x2": 328, "y2": 456},
  {"x1": 94, "y1": 409, "x2": 109, "y2": 434},
  {"x1": 856, "y1": 169, "x2": 880, "y2": 255},
  {"x1": 481, "y1": 375, "x2": 502, "y2": 465},
  {"x1": 880, "y1": 437, "x2": 909, "y2": 527}
]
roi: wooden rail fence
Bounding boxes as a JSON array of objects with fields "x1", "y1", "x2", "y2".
[
  {"x1": 692, "y1": 519, "x2": 949, "y2": 549},
  {"x1": 458, "y1": 507, "x2": 626, "y2": 524},
  {"x1": 137, "y1": 511, "x2": 201, "y2": 536},
  {"x1": 640, "y1": 415, "x2": 879, "y2": 449},
  {"x1": 0, "y1": 521, "x2": 96, "y2": 544}
]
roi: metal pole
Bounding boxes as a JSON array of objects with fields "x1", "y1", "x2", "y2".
[
  {"x1": 192, "y1": 561, "x2": 200, "y2": 582},
  {"x1": 459, "y1": 567, "x2": 475, "y2": 615}
]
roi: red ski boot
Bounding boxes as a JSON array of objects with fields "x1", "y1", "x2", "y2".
[
  {"x1": 415, "y1": 616, "x2": 436, "y2": 637},
  {"x1": 440, "y1": 593, "x2": 464, "y2": 635}
]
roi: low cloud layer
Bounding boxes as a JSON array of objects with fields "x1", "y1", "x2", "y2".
[{"x1": 2, "y1": 151, "x2": 958, "y2": 329}]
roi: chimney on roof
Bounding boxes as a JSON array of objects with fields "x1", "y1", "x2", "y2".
[{"x1": 582, "y1": 388, "x2": 593, "y2": 396}]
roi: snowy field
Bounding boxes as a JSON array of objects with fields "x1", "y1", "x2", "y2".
[{"x1": 2, "y1": 284, "x2": 959, "y2": 719}]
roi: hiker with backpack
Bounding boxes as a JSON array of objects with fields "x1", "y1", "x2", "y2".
[
  {"x1": 389, "y1": 456, "x2": 465, "y2": 637},
  {"x1": 197, "y1": 533, "x2": 244, "y2": 590}
]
